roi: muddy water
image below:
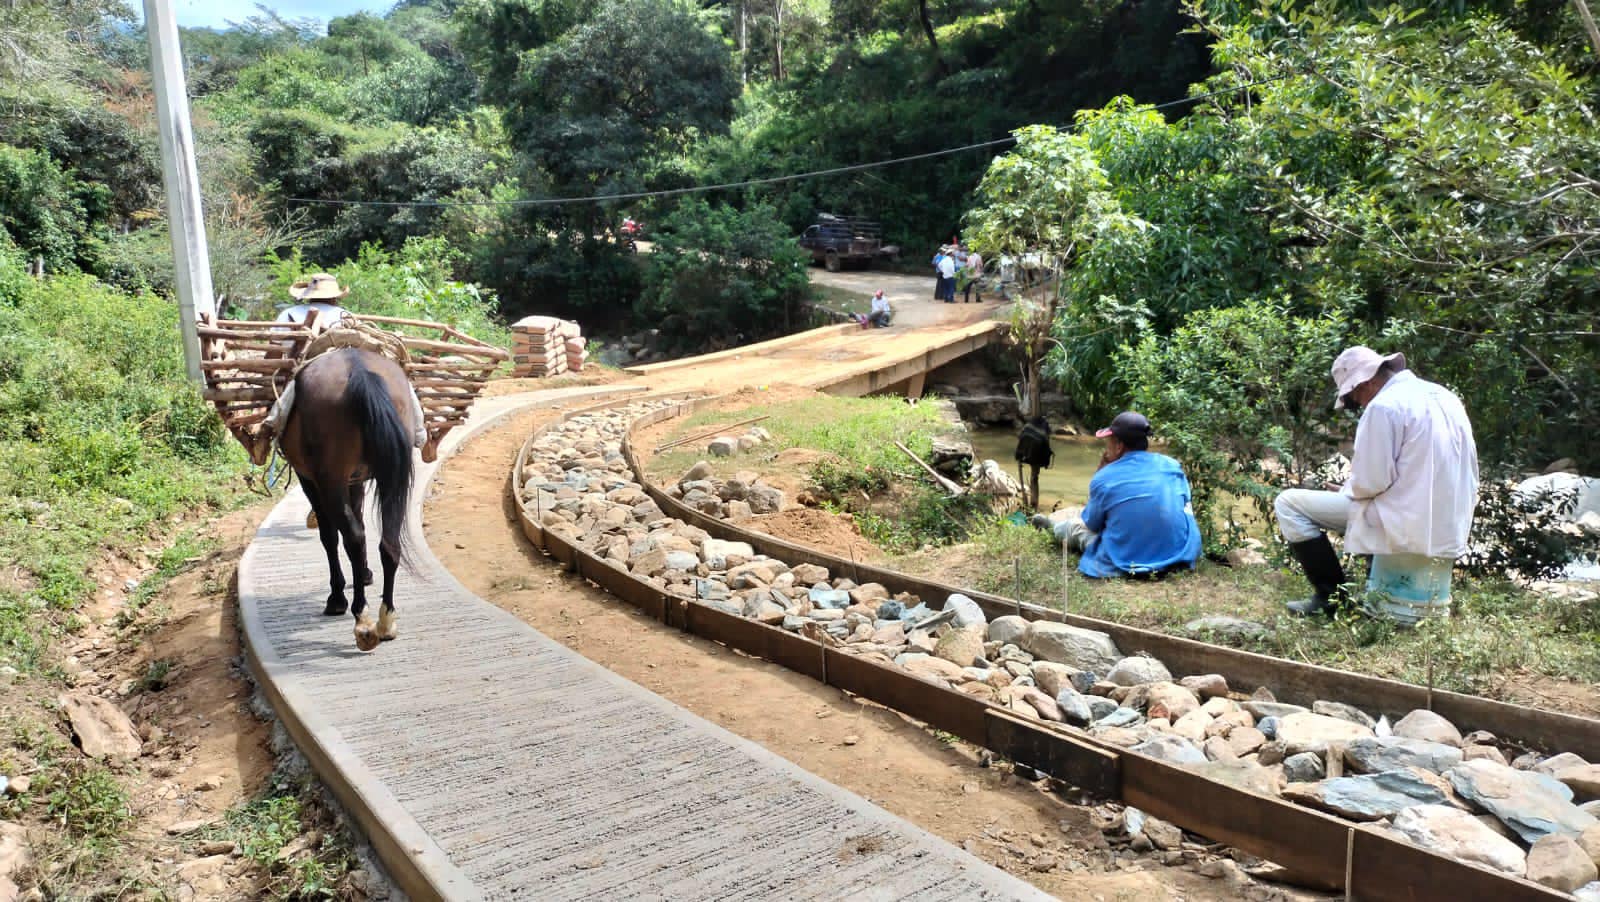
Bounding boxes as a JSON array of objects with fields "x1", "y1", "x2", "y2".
[{"x1": 967, "y1": 427, "x2": 1103, "y2": 510}]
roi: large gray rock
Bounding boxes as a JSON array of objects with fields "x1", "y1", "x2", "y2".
[
  {"x1": 746, "y1": 484, "x2": 785, "y2": 514},
  {"x1": 1283, "y1": 752, "x2": 1326, "y2": 783},
  {"x1": 1243, "y1": 701, "x2": 1308, "y2": 721},
  {"x1": 701, "y1": 538, "x2": 755, "y2": 569},
  {"x1": 1390, "y1": 805, "x2": 1526, "y2": 876},
  {"x1": 1030, "y1": 661, "x2": 1077, "y2": 698},
  {"x1": 1183, "y1": 615, "x2": 1267, "y2": 640},
  {"x1": 943, "y1": 593, "x2": 987, "y2": 630},
  {"x1": 986, "y1": 615, "x2": 1028, "y2": 646},
  {"x1": 1394, "y1": 709, "x2": 1463, "y2": 747},
  {"x1": 1557, "y1": 765, "x2": 1600, "y2": 803},
  {"x1": 1277, "y1": 712, "x2": 1374, "y2": 756},
  {"x1": 1054, "y1": 687, "x2": 1093, "y2": 726},
  {"x1": 59, "y1": 692, "x2": 141, "y2": 760},
  {"x1": 1187, "y1": 759, "x2": 1281, "y2": 797},
  {"x1": 1130, "y1": 734, "x2": 1205, "y2": 766},
  {"x1": 708, "y1": 436, "x2": 738, "y2": 457},
  {"x1": 1345, "y1": 736, "x2": 1464, "y2": 775},
  {"x1": 1535, "y1": 753, "x2": 1591, "y2": 777},
  {"x1": 1284, "y1": 769, "x2": 1450, "y2": 820},
  {"x1": 1449, "y1": 759, "x2": 1600, "y2": 844},
  {"x1": 933, "y1": 628, "x2": 986, "y2": 668},
  {"x1": 1527, "y1": 834, "x2": 1599, "y2": 893},
  {"x1": 1018, "y1": 621, "x2": 1122, "y2": 673},
  {"x1": 1146, "y1": 682, "x2": 1200, "y2": 721},
  {"x1": 1105, "y1": 655, "x2": 1173, "y2": 686},
  {"x1": 1312, "y1": 700, "x2": 1377, "y2": 730}
]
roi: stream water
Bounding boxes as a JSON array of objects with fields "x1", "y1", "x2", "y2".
[{"x1": 966, "y1": 427, "x2": 1103, "y2": 510}]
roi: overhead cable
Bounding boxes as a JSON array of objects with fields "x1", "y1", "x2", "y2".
[{"x1": 285, "y1": 74, "x2": 1288, "y2": 210}]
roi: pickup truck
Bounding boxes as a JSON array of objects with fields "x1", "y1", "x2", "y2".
[{"x1": 798, "y1": 214, "x2": 899, "y2": 271}]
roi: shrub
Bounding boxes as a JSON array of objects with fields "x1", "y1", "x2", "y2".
[
  {"x1": 1120, "y1": 299, "x2": 1349, "y2": 551},
  {"x1": 1461, "y1": 473, "x2": 1600, "y2": 583}
]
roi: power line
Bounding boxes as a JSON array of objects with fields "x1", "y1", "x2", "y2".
[{"x1": 286, "y1": 74, "x2": 1287, "y2": 210}]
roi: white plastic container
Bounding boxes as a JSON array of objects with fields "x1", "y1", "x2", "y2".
[{"x1": 1365, "y1": 553, "x2": 1454, "y2": 626}]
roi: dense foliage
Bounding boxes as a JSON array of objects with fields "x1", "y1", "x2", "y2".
[
  {"x1": 640, "y1": 200, "x2": 811, "y2": 349},
  {"x1": 963, "y1": 2, "x2": 1600, "y2": 552}
]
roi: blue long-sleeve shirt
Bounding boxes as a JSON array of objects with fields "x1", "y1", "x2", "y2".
[{"x1": 1078, "y1": 450, "x2": 1202, "y2": 578}]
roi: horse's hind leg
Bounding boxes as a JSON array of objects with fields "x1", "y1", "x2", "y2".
[
  {"x1": 348, "y1": 481, "x2": 374, "y2": 586},
  {"x1": 341, "y1": 492, "x2": 381, "y2": 651},
  {"x1": 375, "y1": 544, "x2": 399, "y2": 642},
  {"x1": 305, "y1": 478, "x2": 348, "y2": 616}
]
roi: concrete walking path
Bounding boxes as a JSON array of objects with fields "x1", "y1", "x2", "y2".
[{"x1": 239, "y1": 385, "x2": 1051, "y2": 901}]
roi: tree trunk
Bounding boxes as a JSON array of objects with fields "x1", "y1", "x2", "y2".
[
  {"x1": 773, "y1": 0, "x2": 785, "y2": 82},
  {"x1": 917, "y1": 0, "x2": 947, "y2": 77}
]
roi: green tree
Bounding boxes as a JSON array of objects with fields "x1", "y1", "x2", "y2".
[{"x1": 640, "y1": 200, "x2": 812, "y2": 347}]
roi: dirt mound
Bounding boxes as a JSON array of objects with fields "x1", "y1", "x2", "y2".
[{"x1": 746, "y1": 508, "x2": 884, "y2": 563}]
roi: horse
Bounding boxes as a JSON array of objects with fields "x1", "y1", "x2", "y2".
[{"x1": 279, "y1": 348, "x2": 416, "y2": 651}]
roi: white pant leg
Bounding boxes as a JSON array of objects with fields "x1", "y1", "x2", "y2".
[
  {"x1": 263, "y1": 380, "x2": 296, "y2": 432},
  {"x1": 409, "y1": 389, "x2": 427, "y2": 448},
  {"x1": 1050, "y1": 508, "x2": 1097, "y2": 553},
  {"x1": 1274, "y1": 489, "x2": 1350, "y2": 543}
]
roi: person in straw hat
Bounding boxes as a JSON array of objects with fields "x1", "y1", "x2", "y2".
[
  {"x1": 275, "y1": 272, "x2": 350, "y2": 331},
  {"x1": 1273, "y1": 346, "x2": 1479, "y2": 615},
  {"x1": 256, "y1": 273, "x2": 430, "y2": 484}
]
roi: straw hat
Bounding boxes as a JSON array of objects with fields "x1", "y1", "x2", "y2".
[{"x1": 290, "y1": 273, "x2": 349, "y2": 301}]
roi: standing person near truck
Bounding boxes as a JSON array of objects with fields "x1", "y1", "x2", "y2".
[
  {"x1": 937, "y1": 250, "x2": 957, "y2": 303},
  {"x1": 931, "y1": 247, "x2": 949, "y2": 300}
]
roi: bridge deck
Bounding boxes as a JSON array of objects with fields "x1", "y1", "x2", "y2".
[{"x1": 239, "y1": 387, "x2": 1048, "y2": 901}]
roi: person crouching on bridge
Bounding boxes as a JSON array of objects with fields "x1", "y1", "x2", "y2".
[
  {"x1": 1273, "y1": 347, "x2": 1479, "y2": 616},
  {"x1": 867, "y1": 290, "x2": 892, "y2": 328},
  {"x1": 1033, "y1": 412, "x2": 1202, "y2": 578}
]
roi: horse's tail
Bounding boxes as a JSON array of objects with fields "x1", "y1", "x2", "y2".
[{"x1": 346, "y1": 360, "x2": 414, "y2": 566}]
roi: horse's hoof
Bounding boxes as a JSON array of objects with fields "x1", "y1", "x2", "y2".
[
  {"x1": 323, "y1": 597, "x2": 348, "y2": 616},
  {"x1": 377, "y1": 609, "x2": 397, "y2": 641},
  {"x1": 354, "y1": 617, "x2": 380, "y2": 651}
]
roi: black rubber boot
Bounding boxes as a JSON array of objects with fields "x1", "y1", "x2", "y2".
[{"x1": 1285, "y1": 535, "x2": 1347, "y2": 616}]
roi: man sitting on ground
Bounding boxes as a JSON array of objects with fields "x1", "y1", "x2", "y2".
[
  {"x1": 1273, "y1": 347, "x2": 1478, "y2": 615},
  {"x1": 867, "y1": 290, "x2": 892, "y2": 328},
  {"x1": 1034, "y1": 412, "x2": 1202, "y2": 578}
]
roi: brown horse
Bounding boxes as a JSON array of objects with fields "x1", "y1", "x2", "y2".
[{"x1": 279, "y1": 348, "x2": 416, "y2": 651}]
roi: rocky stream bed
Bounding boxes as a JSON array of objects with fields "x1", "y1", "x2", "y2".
[{"x1": 520, "y1": 399, "x2": 1600, "y2": 897}]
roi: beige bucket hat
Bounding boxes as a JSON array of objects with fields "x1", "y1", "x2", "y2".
[
  {"x1": 290, "y1": 273, "x2": 349, "y2": 301},
  {"x1": 1331, "y1": 346, "x2": 1406, "y2": 409}
]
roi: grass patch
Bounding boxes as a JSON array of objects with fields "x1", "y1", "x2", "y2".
[
  {"x1": 207, "y1": 778, "x2": 355, "y2": 901},
  {"x1": 895, "y1": 518, "x2": 1600, "y2": 700},
  {"x1": 654, "y1": 393, "x2": 953, "y2": 480},
  {"x1": 810, "y1": 282, "x2": 874, "y2": 318}
]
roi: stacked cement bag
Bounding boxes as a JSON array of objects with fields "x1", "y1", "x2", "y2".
[
  {"x1": 510, "y1": 316, "x2": 583, "y2": 377},
  {"x1": 565, "y1": 335, "x2": 587, "y2": 373}
]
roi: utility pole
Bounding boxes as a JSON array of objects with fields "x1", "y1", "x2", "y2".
[{"x1": 143, "y1": 0, "x2": 215, "y2": 383}]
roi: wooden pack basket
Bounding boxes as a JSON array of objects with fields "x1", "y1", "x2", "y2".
[{"x1": 197, "y1": 311, "x2": 509, "y2": 463}]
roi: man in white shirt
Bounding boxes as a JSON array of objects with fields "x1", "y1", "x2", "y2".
[
  {"x1": 1274, "y1": 347, "x2": 1479, "y2": 615},
  {"x1": 937, "y1": 252, "x2": 957, "y2": 303},
  {"x1": 867, "y1": 290, "x2": 892, "y2": 327}
]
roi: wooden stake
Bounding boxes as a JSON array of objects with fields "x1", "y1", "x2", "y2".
[
  {"x1": 894, "y1": 440, "x2": 963, "y2": 496},
  {"x1": 1013, "y1": 557, "x2": 1023, "y2": 616},
  {"x1": 654, "y1": 415, "x2": 771, "y2": 454}
]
